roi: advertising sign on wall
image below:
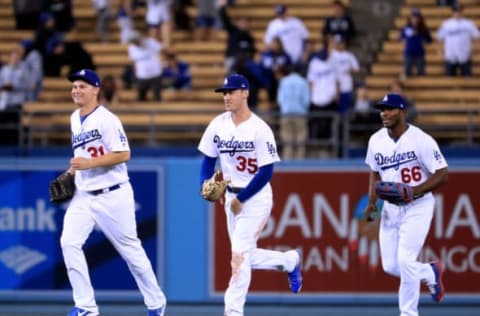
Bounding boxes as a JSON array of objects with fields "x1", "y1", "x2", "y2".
[
  {"x1": 0, "y1": 170, "x2": 162, "y2": 291},
  {"x1": 211, "y1": 170, "x2": 480, "y2": 296}
]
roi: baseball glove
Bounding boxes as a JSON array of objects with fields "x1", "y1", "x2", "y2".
[
  {"x1": 375, "y1": 181, "x2": 414, "y2": 206},
  {"x1": 201, "y1": 170, "x2": 231, "y2": 203},
  {"x1": 49, "y1": 172, "x2": 75, "y2": 204}
]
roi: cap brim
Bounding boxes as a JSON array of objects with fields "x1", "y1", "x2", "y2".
[
  {"x1": 374, "y1": 103, "x2": 405, "y2": 110},
  {"x1": 68, "y1": 75, "x2": 98, "y2": 86},
  {"x1": 68, "y1": 74, "x2": 82, "y2": 82},
  {"x1": 214, "y1": 87, "x2": 241, "y2": 92}
]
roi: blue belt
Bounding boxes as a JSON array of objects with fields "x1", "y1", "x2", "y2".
[
  {"x1": 89, "y1": 184, "x2": 121, "y2": 196},
  {"x1": 227, "y1": 186, "x2": 244, "y2": 193}
]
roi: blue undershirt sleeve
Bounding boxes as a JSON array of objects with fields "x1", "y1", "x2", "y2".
[
  {"x1": 236, "y1": 163, "x2": 274, "y2": 203},
  {"x1": 200, "y1": 155, "x2": 217, "y2": 187}
]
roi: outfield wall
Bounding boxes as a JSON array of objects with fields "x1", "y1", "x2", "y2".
[{"x1": 0, "y1": 158, "x2": 478, "y2": 306}]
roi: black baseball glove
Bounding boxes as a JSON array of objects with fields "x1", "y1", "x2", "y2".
[{"x1": 49, "y1": 172, "x2": 75, "y2": 203}]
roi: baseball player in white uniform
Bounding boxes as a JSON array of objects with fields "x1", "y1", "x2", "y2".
[
  {"x1": 198, "y1": 74, "x2": 302, "y2": 316},
  {"x1": 61, "y1": 69, "x2": 167, "y2": 316},
  {"x1": 363, "y1": 93, "x2": 448, "y2": 316}
]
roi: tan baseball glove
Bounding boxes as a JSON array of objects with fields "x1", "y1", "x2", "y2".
[{"x1": 201, "y1": 170, "x2": 231, "y2": 204}]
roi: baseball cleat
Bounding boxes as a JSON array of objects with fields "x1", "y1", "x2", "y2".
[
  {"x1": 66, "y1": 307, "x2": 96, "y2": 316},
  {"x1": 147, "y1": 305, "x2": 165, "y2": 316},
  {"x1": 428, "y1": 261, "x2": 445, "y2": 303},
  {"x1": 287, "y1": 249, "x2": 303, "y2": 293}
]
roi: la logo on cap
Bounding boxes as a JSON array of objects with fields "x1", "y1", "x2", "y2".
[
  {"x1": 383, "y1": 95, "x2": 388, "y2": 101},
  {"x1": 79, "y1": 70, "x2": 86, "y2": 76},
  {"x1": 224, "y1": 78, "x2": 228, "y2": 84}
]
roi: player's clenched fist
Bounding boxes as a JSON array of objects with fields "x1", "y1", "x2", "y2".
[
  {"x1": 70, "y1": 157, "x2": 93, "y2": 170},
  {"x1": 363, "y1": 203, "x2": 379, "y2": 222}
]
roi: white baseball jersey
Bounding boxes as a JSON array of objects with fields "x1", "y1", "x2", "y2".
[
  {"x1": 264, "y1": 17, "x2": 309, "y2": 64},
  {"x1": 146, "y1": 0, "x2": 171, "y2": 25},
  {"x1": 71, "y1": 105, "x2": 130, "y2": 191},
  {"x1": 436, "y1": 17, "x2": 480, "y2": 63},
  {"x1": 365, "y1": 124, "x2": 448, "y2": 198},
  {"x1": 307, "y1": 56, "x2": 338, "y2": 106},
  {"x1": 128, "y1": 38, "x2": 163, "y2": 79},
  {"x1": 198, "y1": 112, "x2": 280, "y2": 188},
  {"x1": 329, "y1": 49, "x2": 359, "y2": 93}
]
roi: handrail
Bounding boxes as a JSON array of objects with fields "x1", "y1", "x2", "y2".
[{"x1": 16, "y1": 107, "x2": 480, "y2": 157}]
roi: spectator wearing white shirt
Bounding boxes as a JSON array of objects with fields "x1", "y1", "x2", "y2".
[
  {"x1": 0, "y1": 48, "x2": 29, "y2": 145},
  {"x1": 146, "y1": 0, "x2": 172, "y2": 47},
  {"x1": 329, "y1": 34, "x2": 359, "y2": 113},
  {"x1": 264, "y1": 4, "x2": 309, "y2": 68},
  {"x1": 306, "y1": 49, "x2": 338, "y2": 142},
  {"x1": 127, "y1": 32, "x2": 163, "y2": 101},
  {"x1": 436, "y1": 4, "x2": 480, "y2": 76}
]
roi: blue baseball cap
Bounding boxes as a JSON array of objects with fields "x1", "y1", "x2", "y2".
[
  {"x1": 214, "y1": 74, "x2": 250, "y2": 92},
  {"x1": 275, "y1": 4, "x2": 287, "y2": 15},
  {"x1": 68, "y1": 69, "x2": 101, "y2": 87},
  {"x1": 374, "y1": 93, "x2": 408, "y2": 110}
]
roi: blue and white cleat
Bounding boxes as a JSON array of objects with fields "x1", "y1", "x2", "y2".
[
  {"x1": 287, "y1": 249, "x2": 303, "y2": 293},
  {"x1": 67, "y1": 307, "x2": 95, "y2": 316},
  {"x1": 147, "y1": 305, "x2": 166, "y2": 316},
  {"x1": 428, "y1": 261, "x2": 445, "y2": 303}
]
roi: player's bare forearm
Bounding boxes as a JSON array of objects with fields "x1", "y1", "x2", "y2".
[
  {"x1": 364, "y1": 171, "x2": 381, "y2": 221},
  {"x1": 70, "y1": 151, "x2": 130, "y2": 170},
  {"x1": 412, "y1": 167, "x2": 448, "y2": 196},
  {"x1": 367, "y1": 171, "x2": 381, "y2": 205}
]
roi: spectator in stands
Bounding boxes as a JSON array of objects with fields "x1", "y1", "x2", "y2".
[
  {"x1": 12, "y1": 0, "x2": 43, "y2": 30},
  {"x1": 217, "y1": 0, "x2": 256, "y2": 73},
  {"x1": 19, "y1": 39, "x2": 43, "y2": 101},
  {"x1": 231, "y1": 50, "x2": 269, "y2": 111},
  {"x1": 0, "y1": 48, "x2": 29, "y2": 110},
  {"x1": 264, "y1": 4, "x2": 309, "y2": 70},
  {"x1": 306, "y1": 48, "x2": 338, "y2": 153},
  {"x1": 194, "y1": 0, "x2": 218, "y2": 41},
  {"x1": 34, "y1": 12, "x2": 65, "y2": 76},
  {"x1": 322, "y1": 0, "x2": 356, "y2": 47},
  {"x1": 117, "y1": 1, "x2": 137, "y2": 44},
  {"x1": 399, "y1": 8, "x2": 432, "y2": 77},
  {"x1": 99, "y1": 74, "x2": 120, "y2": 107},
  {"x1": 329, "y1": 34, "x2": 359, "y2": 114},
  {"x1": 259, "y1": 37, "x2": 292, "y2": 109},
  {"x1": 128, "y1": 31, "x2": 163, "y2": 101},
  {"x1": 351, "y1": 81, "x2": 377, "y2": 126},
  {"x1": 161, "y1": 50, "x2": 192, "y2": 90},
  {"x1": 43, "y1": 0, "x2": 75, "y2": 35},
  {"x1": 436, "y1": 0, "x2": 458, "y2": 7},
  {"x1": 276, "y1": 64, "x2": 310, "y2": 160},
  {"x1": 92, "y1": 0, "x2": 112, "y2": 43},
  {"x1": 0, "y1": 48, "x2": 29, "y2": 146},
  {"x1": 436, "y1": 4, "x2": 480, "y2": 77},
  {"x1": 388, "y1": 78, "x2": 417, "y2": 123},
  {"x1": 173, "y1": 0, "x2": 192, "y2": 31},
  {"x1": 145, "y1": 0, "x2": 173, "y2": 47}
]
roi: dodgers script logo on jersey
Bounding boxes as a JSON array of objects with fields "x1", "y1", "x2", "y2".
[
  {"x1": 214, "y1": 135, "x2": 254, "y2": 156},
  {"x1": 72, "y1": 129, "x2": 102, "y2": 149},
  {"x1": 374, "y1": 150, "x2": 417, "y2": 171}
]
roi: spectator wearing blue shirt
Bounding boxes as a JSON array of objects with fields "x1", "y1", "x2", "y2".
[
  {"x1": 399, "y1": 8, "x2": 432, "y2": 77},
  {"x1": 259, "y1": 37, "x2": 292, "y2": 108},
  {"x1": 277, "y1": 65, "x2": 310, "y2": 159},
  {"x1": 162, "y1": 51, "x2": 191, "y2": 90}
]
